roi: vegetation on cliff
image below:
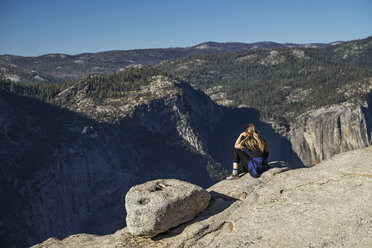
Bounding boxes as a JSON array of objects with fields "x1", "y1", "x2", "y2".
[
  {"x1": 2, "y1": 37, "x2": 372, "y2": 124},
  {"x1": 0, "y1": 67, "x2": 175, "y2": 102},
  {"x1": 0, "y1": 67, "x2": 184, "y2": 122},
  {"x1": 157, "y1": 37, "x2": 372, "y2": 122}
]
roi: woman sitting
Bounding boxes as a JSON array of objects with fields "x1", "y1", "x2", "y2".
[{"x1": 227, "y1": 123, "x2": 269, "y2": 180}]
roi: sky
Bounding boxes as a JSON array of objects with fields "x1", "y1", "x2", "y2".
[{"x1": 0, "y1": 0, "x2": 371, "y2": 56}]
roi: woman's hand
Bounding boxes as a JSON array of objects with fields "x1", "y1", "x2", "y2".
[{"x1": 235, "y1": 132, "x2": 246, "y2": 149}]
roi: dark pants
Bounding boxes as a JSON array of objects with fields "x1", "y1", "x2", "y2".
[{"x1": 233, "y1": 148, "x2": 251, "y2": 173}]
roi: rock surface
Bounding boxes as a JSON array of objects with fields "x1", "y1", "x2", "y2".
[
  {"x1": 125, "y1": 179, "x2": 211, "y2": 237},
  {"x1": 33, "y1": 146, "x2": 372, "y2": 248}
]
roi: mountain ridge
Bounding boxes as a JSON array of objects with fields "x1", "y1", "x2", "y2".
[
  {"x1": 157, "y1": 36, "x2": 372, "y2": 123},
  {"x1": 0, "y1": 40, "x2": 335, "y2": 83},
  {"x1": 1, "y1": 40, "x2": 333, "y2": 57}
]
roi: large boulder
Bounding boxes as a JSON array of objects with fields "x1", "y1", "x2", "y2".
[{"x1": 125, "y1": 179, "x2": 211, "y2": 237}]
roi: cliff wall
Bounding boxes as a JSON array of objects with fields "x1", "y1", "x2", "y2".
[{"x1": 288, "y1": 101, "x2": 371, "y2": 167}]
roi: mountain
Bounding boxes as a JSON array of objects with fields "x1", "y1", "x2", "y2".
[
  {"x1": 1, "y1": 37, "x2": 372, "y2": 246},
  {"x1": 0, "y1": 41, "x2": 331, "y2": 83},
  {"x1": 155, "y1": 37, "x2": 372, "y2": 166},
  {"x1": 156, "y1": 36, "x2": 372, "y2": 123},
  {"x1": 0, "y1": 68, "x2": 301, "y2": 247},
  {"x1": 32, "y1": 146, "x2": 372, "y2": 248}
]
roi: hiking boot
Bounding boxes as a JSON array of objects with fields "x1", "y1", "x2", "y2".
[{"x1": 226, "y1": 174, "x2": 239, "y2": 180}]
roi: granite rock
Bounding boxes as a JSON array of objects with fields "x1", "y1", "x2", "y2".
[
  {"x1": 289, "y1": 103, "x2": 371, "y2": 166},
  {"x1": 125, "y1": 179, "x2": 211, "y2": 237}
]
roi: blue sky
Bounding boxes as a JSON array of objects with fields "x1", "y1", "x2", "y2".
[{"x1": 0, "y1": 0, "x2": 371, "y2": 56}]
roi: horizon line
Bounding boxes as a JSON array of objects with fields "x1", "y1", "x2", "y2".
[{"x1": 1, "y1": 36, "x2": 371, "y2": 58}]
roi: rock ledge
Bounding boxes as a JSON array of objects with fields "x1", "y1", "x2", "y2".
[{"x1": 33, "y1": 146, "x2": 372, "y2": 248}]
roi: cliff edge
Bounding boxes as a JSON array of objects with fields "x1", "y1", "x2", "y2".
[{"x1": 33, "y1": 146, "x2": 372, "y2": 248}]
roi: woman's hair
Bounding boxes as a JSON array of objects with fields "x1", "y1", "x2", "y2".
[{"x1": 241, "y1": 123, "x2": 268, "y2": 153}]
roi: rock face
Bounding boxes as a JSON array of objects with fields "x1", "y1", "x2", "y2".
[
  {"x1": 33, "y1": 146, "x2": 372, "y2": 248},
  {"x1": 0, "y1": 81, "x2": 219, "y2": 247},
  {"x1": 125, "y1": 179, "x2": 210, "y2": 237},
  {"x1": 289, "y1": 103, "x2": 371, "y2": 166}
]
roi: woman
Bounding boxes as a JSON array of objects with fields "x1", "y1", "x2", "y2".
[{"x1": 227, "y1": 123, "x2": 269, "y2": 180}]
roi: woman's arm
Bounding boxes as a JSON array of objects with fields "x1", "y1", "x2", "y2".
[{"x1": 234, "y1": 132, "x2": 246, "y2": 149}]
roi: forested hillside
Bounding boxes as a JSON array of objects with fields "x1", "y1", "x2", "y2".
[
  {"x1": 157, "y1": 37, "x2": 372, "y2": 123},
  {"x1": 0, "y1": 68, "x2": 175, "y2": 106},
  {"x1": 0, "y1": 41, "x2": 327, "y2": 84}
]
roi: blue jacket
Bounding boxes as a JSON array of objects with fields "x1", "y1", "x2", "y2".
[{"x1": 248, "y1": 156, "x2": 269, "y2": 178}]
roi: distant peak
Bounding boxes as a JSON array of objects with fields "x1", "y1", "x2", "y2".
[
  {"x1": 40, "y1": 53, "x2": 71, "y2": 59},
  {"x1": 329, "y1": 41, "x2": 344, "y2": 46},
  {"x1": 194, "y1": 42, "x2": 222, "y2": 50}
]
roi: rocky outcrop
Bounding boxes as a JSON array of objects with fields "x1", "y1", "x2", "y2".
[
  {"x1": 33, "y1": 146, "x2": 372, "y2": 248},
  {"x1": 51, "y1": 75, "x2": 222, "y2": 155},
  {"x1": 125, "y1": 179, "x2": 210, "y2": 237},
  {"x1": 288, "y1": 102, "x2": 371, "y2": 166}
]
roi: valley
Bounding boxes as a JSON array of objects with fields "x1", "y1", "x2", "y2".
[{"x1": 0, "y1": 37, "x2": 371, "y2": 247}]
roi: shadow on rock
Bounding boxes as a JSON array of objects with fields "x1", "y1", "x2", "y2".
[
  {"x1": 152, "y1": 191, "x2": 237, "y2": 240},
  {"x1": 267, "y1": 160, "x2": 301, "y2": 171}
]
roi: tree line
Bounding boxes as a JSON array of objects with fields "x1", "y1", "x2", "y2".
[{"x1": 157, "y1": 44, "x2": 372, "y2": 123}]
